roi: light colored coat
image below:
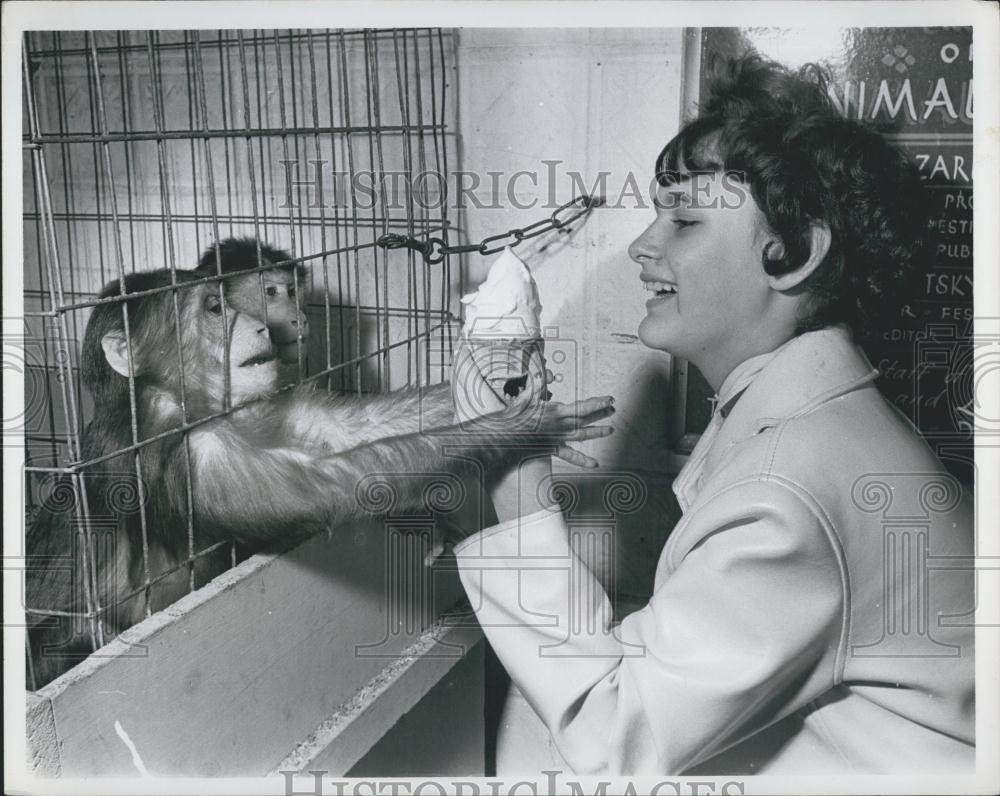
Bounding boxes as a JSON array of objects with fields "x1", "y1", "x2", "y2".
[{"x1": 455, "y1": 327, "x2": 974, "y2": 775}]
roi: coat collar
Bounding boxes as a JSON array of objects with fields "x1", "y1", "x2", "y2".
[
  {"x1": 673, "y1": 327, "x2": 880, "y2": 511},
  {"x1": 722, "y1": 325, "x2": 879, "y2": 437},
  {"x1": 715, "y1": 347, "x2": 781, "y2": 419}
]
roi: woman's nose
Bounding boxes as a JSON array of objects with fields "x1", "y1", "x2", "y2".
[{"x1": 628, "y1": 225, "x2": 661, "y2": 266}]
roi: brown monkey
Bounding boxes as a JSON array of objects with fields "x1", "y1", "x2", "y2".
[{"x1": 26, "y1": 268, "x2": 612, "y2": 688}]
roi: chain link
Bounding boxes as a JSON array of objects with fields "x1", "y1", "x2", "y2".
[{"x1": 376, "y1": 194, "x2": 605, "y2": 264}]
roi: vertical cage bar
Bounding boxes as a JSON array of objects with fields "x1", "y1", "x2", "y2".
[
  {"x1": 306, "y1": 32, "x2": 330, "y2": 388},
  {"x1": 115, "y1": 32, "x2": 140, "y2": 285},
  {"x1": 325, "y1": 30, "x2": 348, "y2": 393},
  {"x1": 192, "y1": 31, "x2": 234, "y2": 413},
  {"x1": 251, "y1": 32, "x2": 269, "y2": 242},
  {"x1": 361, "y1": 31, "x2": 382, "y2": 392},
  {"x1": 411, "y1": 32, "x2": 433, "y2": 381},
  {"x1": 364, "y1": 30, "x2": 391, "y2": 392},
  {"x1": 393, "y1": 30, "x2": 418, "y2": 387},
  {"x1": 237, "y1": 31, "x2": 266, "y2": 263},
  {"x1": 338, "y1": 30, "x2": 364, "y2": 395},
  {"x1": 430, "y1": 29, "x2": 453, "y2": 383},
  {"x1": 26, "y1": 36, "x2": 65, "y2": 473},
  {"x1": 183, "y1": 31, "x2": 204, "y2": 257},
  {"x1": 236, "y1": 33, "x2": 271, "y2": 355},
  {"x1": 145, "y1": 32, "x2": 200, "y2": 593},
  {"x1": 83, "y1": 33, "x2": 110, "y2": 287},
  {"x1": 287, "y1": 31, "x2": 307, "y2": 261},
  {"x1": 88, "y1": 32, "x2": 157, "y2": 621},
  {"x1": 216, "y1": 33, "x2": 235, "y2": 238}
]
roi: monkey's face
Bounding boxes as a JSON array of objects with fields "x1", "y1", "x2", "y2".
[
  {"x1": 97, "y1": 278, "x2": 283, "y2": 417},
  {"x1": 190, "y1": 287, "x2": 282, "y2": 407},
  {"x1": 222, "y1": 269, "x2": 309, "y2": 365}
]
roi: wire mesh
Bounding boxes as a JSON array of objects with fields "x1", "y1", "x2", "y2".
[{"x1": 22, "y1": 28, "x2": 459, "y2": 690}]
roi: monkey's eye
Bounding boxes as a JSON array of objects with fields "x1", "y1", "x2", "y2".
[
  {"x1": 287, "y1": 285, "x2": 296, "y2": 298},
  {"x1": 205, "y1": 295, "x2": 223, "y2": 316},
  {"x1": 265, "y1": 285, "x2": 279, "y2": 298}
]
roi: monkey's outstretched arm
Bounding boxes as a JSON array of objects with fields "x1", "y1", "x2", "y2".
[
  {"x1": 188, "y1": 397, "x2": 613, "y2": 543},
  {"x1": 278, "y1": 382, "x2": 454, "y2": 453}
]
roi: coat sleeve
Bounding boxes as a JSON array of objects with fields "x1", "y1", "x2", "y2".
[{"x1": 453, "y1": 478, "x2": 847, "y2": 775}]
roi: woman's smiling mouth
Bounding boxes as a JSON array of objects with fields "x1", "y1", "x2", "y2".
[{"x1": 642, "y1": 279, "x2": 678, "y2": 306}]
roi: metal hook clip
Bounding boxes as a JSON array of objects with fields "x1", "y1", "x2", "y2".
[{"x1": 375, "y1": 233, "x2": 431, "y2": 258}]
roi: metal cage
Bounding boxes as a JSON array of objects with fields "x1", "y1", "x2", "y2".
[{"x1": 22, "y1": 28, "x2": 460, "y2": 691}]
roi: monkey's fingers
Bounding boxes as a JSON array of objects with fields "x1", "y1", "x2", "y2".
[
  {"x1": 560, "y1": 396, "x2": 616, "y2": 418},
  {"x1": 545, "y1": 398, "x2": 616, "y2": 430},
  {"x1": 555, "y1": 444, "x2": 600, "y2": 469},
  {"x1": 577, "y1": 404, "x2": 617, "y2": 427},
  {"x1": 562, "y1": 425, "x2": 614, "y2": 442}
]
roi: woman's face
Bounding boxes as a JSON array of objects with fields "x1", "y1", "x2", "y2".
[{"x1": 629, "y1": 173, "x2": 776, "y2": 376}]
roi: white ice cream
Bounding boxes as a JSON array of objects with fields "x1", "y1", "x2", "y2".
[{"x1": 461, "y1": 247, "x2": 542, "y2": 340}]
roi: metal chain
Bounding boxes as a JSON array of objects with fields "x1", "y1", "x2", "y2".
[{"x1": 376, "y1": 194, "x2": 606, "y2": 264}]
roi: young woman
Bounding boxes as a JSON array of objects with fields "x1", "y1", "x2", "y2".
[{"x1": 451, "y1": 55, "x2": 975, "y2": 775}]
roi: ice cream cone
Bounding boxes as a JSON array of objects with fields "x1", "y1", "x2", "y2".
[
  {"x1": 464, "y1": 336, "x2": 543, "y2": 402},
  {"x1": 461, "y1": 247, "x2": 544, "y2": 403}
]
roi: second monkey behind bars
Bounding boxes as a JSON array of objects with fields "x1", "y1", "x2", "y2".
[{"x1": 25, "y1": 257, "x2": 614, "y2": 689}]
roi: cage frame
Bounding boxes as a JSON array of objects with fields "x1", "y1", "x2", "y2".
[{"x1": 22, "y1": 26, "x2": 472, "y2": 755}]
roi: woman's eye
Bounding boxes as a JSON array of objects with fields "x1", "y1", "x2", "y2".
[{"x1": 672, "y1": 219, "x2": 698, "y2": 229}]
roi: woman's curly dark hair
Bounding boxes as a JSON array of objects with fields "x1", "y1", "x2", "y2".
[{"x1": 656, "y1": 53, "x2": 931, "y2": 339}]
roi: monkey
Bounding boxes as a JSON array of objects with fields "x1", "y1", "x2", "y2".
[
  {"x1": 196, "y1": 237, "x2": 309, "y2": 377},
  {"x1": 25, "y1": 267, "x2": 613, "y2": 689}
]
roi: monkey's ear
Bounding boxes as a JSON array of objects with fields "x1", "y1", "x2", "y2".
[{"x1": 101, "y1": 330, "x2": 135, "y2": 378}]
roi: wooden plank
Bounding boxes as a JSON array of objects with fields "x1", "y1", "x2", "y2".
[
  {"x1": 36, "y1": 521, "x2": 467, "y2": 776},
  {"x1": 26, "y1": 692, "x2": 61, "y2": 775},
  {"x1": 274, "y1": 623, "x2": 484, "y2": 776},
  {"x1": 349, "y1": 636, "x2": 486, "y2": 776}
]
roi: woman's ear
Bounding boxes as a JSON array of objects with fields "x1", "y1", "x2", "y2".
[
  {"x1": 766, "y1": 222, "x2": 832, "y2": 291},
  {"x1": 101, "y1": 330, "x2": 135, "y2": 377}
]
